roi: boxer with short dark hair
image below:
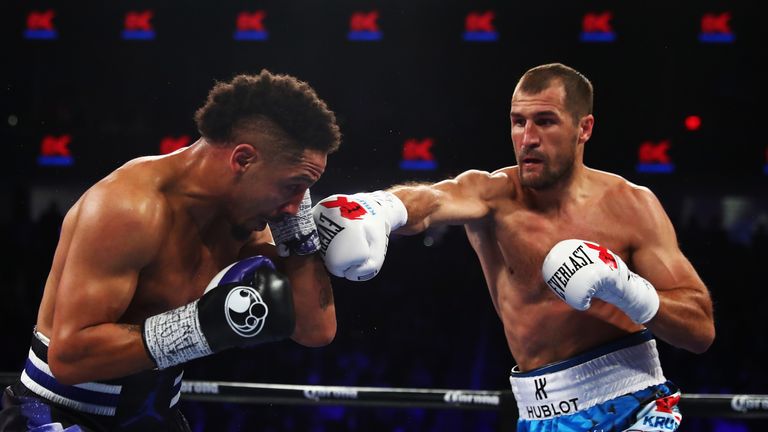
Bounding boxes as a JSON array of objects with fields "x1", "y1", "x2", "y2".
[
  {"x1": 0, "y1": 70, "x2": 341, "y2": 432},
  {"x1": 313, "y1": 63, "x2": 714, "y2": 431}
]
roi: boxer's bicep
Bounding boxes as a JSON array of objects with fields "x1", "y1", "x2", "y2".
[
  {"x1": 626, "y1": 188, "x2": 714, "y2": 352},
  {"x1": 627, "y1": 189, "x2": 713, "y2": 331}
]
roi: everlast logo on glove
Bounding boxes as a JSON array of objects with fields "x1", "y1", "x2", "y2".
[
  {"x1": 320, "y1": 196, "x2": 368, "y2": 220},
  {"x1": 545, "y1": 243, "x2": 594, "y2": 300},
  {"x1": 585, "y1": 242, "x2": 618, "y2": 269},
  {"x1": 316, "y1": 213, "x2": 345, "y2": 255}
]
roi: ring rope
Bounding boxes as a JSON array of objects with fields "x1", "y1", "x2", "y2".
[{"x1": 2, "y1": 373, "x2": 766, "y2": 419}]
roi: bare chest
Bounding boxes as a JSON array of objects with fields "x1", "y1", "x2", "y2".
[
  {"x1": 478, "y1": 201, "x2": 630, "y2": 302},
  {"x1": 493, "y1": 206, "x2": 631, "y2": 293}
]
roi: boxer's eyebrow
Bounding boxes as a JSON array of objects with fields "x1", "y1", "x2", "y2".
[{"x1": 289, "y1": 174, "x2": 318, "y2": 186}]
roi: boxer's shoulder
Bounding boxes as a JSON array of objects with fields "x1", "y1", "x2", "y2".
[
  {"x1": 580, "y1": 168, "x2": 645, "y2": 206},
  {"x1": 586, "y1": 168, "x2": 650, "y2": 195},
  {"x1": 458, "y1": 167, "x2": 517, "y2": 201},
  {"x1": 87, "y1": 180, "x2": 170, "y2": 226},
  {"x1": 587, "y1": 170, "x2": 666, "y2": 240},
  {"x1": 71, "y1": 170, "x2": 172, "y2": 259}
]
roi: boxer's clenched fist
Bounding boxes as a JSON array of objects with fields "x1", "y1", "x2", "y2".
[
  {"x1": 312, "y1": 191, "x2": 407, "y2": 281},
  {"x1": 541, "y1": 239, "x2": 660, "y2": 324}
]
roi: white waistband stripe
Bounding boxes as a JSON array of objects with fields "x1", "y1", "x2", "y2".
[
  {"x1": 510, "y1": 339, "x2": 665, "y2": 420},
  {"x1": 169, "y1": 371, "x2": 184, "y2": 408},
  {"x1": 21, "y1": 370, "x2": 117, "y2": 416},
  {"x1": 169, "y1": 390, "x2": 181, "y2": 408}
]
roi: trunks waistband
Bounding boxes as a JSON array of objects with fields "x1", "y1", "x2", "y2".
[
  {"x1": 21, "y1": 329, "x2": 184, "y2": 418},
  {"x1": 509, "y1": 330, "x2": 666, "y2": 421}
]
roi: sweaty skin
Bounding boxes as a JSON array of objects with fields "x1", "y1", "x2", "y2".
[
  {"x1": 38, "y1": 140, "x2": 336, "y2": 385},
  {"x1": 391, "y1": 84, "x2": 714, "y2": 372}
]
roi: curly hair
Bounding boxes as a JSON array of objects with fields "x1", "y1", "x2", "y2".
[
  {"x1": 516, "y1": 63, "x2": 593, "y2": 124},
  {"x1": 194, "y1": 70, "x2": 341, "y2": 155}
]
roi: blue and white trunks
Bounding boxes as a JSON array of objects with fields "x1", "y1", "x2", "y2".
[{"x1": 510, "y1": 330, "x2": 682, "y2": 432}]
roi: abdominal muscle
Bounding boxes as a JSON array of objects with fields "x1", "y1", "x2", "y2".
[{"x1": 497, "y1": 292, "x2": 636, "y2": 371}]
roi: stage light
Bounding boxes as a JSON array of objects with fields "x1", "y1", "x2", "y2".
[
  {"x1": 348, "y1": 11, "x2": 382, "y2": 41},
  {"x1": 580, "y1": 11, "x2": 616, "y2": 42},
  {"x1": 463, "y1": 11, "x2": 498, "y2": 42},
  {"x1": 636, "y1": 140, "x2": 674, "y2": 173},
  {"x1": 38, "y1": 135, "x2": 74, "y2": 167},
  {"x1": 25, "y1": 10, "x2": 57, "y2": 40},
  {"x1": 700, "y1": 12, "x2": 735, "y2": 43},
  {"x1": 684, "y1": 115, "x2": 702, "y2": 131},
  {"x1": 400, "y1": 138, "x2": 437, "y2": 171},
  {"x1": 234, "y1": 11, "x2": 268, "y2": 41},
  {"x1": 123, "y1": 10, "x2": 156, "y2": 40}
]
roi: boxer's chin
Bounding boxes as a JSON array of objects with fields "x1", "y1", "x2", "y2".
[{"x1": 520, "y1": 159, "x2": 573, "y2": 190}]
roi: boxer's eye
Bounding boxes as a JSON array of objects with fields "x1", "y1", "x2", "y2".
[{"x1": 283, "y1": 184, "x2": 301, "y2": 194}]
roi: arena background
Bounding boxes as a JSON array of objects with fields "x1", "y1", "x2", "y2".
[{"x1": 1, "y1": 1, "x2": 766, "y2": 431}]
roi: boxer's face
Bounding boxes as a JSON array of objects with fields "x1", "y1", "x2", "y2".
[
  {"x1": 232, "y1": 146, "x2": 327, "y2": 232},
  {"x1": 510, "y1": 83, "x2": 581, "y2": 190}
]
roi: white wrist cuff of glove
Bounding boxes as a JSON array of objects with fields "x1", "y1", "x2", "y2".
[
  {"x1": 270, "y1": 190, "x2": 320, "y2": 257},
  {"x1": 369, "y1": 190, "x2": 408, "y2": 231},
  {"x1": 143, "y1": 301, "x2": 213, "y2": 369},
  {"x1": 619, "y1": 271, "x2": 660, "y2": 325}
]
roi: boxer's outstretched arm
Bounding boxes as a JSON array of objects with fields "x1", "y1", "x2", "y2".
[
  {"x1": 48, "y1": 187, "x2": 166, "y2": 384},
  {"x1": 389, "y1": 169, "x2": 505, "y2": 235},
  {"x1": 623, "y1": 186, "x2": 715, "y2": 353},
  {"x1": 311, "y1": 170, "x2": 510, "y2": 281}
]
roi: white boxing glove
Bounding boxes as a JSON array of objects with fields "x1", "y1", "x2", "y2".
[
  {"x1": 311, "y1": 191, "x2": 408, "y2": 281},
  {"x1": 541, "y1": 239, "x2": 660, "y2": 324}
]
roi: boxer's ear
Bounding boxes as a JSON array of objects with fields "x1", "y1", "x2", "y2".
[
  {"x1": 231, "y1": 143, "x2": 259, "y2": 173},
  {"x1": 578, "y1": 115, "x2": 594, "y2": 144}
]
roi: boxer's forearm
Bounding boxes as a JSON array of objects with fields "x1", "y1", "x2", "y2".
[
  {"x1": 48, "y1": 323, "x2": 155, "y2": 385},
  {"x1": 285, "y1": 254, "x2": 336, "y2": 347},
  {"x1": 644, "y1": 286, "x2": 715, "y2": 353},
  {"x1": 389, "y1": 173, "x2": 491, "y2": 233},
  {"x1": 388, "y1": 184, "x2": 441, "y2": 235}
]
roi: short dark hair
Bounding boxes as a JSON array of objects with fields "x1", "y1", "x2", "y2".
[
  {"x1": 516, "y1": 63, "x2": 593, "y2": 123},
  {"x1": 194, "y1": 70, "x2": 341, "y2": 155}
]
